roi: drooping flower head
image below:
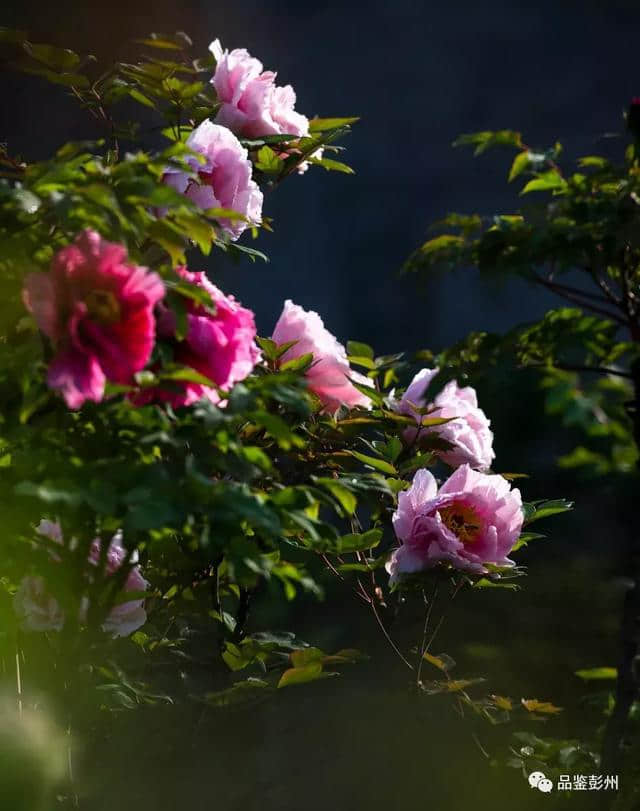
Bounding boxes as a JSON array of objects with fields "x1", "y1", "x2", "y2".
[
  {"x1": 163, "y1": 120, "x2": 263, "y2": 240},
  {"x1": 387, "y1": 465, "x2": 523, "y2": 583},
  {"x1": 14, "y1": 521, "x2": 148, "y2": 638},
  {"x1": 23, "y1": 230, "x2": 165, "y2": 409},
  {"x1": 272, "y1": 299, "x2": 372, "y2": 415},
  {"x1": 210, "y1": 39, "x2": 310, "y2": 140},
  {"x1": 391, "y1": 368, "x2": 495, "y2": 471},
  {"x1": 133, "y1": 268, "x2": 260, "y2": 408}
]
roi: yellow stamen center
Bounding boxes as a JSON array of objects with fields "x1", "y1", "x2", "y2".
[
  {"x1": 85, "y1": 289, "x2": 121, "y2": 325},
  {"x1": 439, "y1": 503, "x2": 481, "y2": 545}
]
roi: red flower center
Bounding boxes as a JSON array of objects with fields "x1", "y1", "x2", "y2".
[
  {"x1": 439, "y1": 503, "x2": 481, "y2": 545},
  {"x1": 85, "y1": 289, "x2": 121, "y2": 325}
]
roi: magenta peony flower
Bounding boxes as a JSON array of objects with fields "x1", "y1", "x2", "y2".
[
  {"x1": 133, "y1": 268, "x2": 260, "y2": 408},
  {"x1": 14, "y1": 522, "x2": 148, "y2": 638},
  {"x1": 391, "y1": 368, "x2": 495, "y2": 471},
  {"x1": 272, "y1": 299, "x2": 372, "y2": 415},
  {"x1": 210, "y1": 39, "x2": 309, "y2": 140},
  {"x1": 23, "y1": 230, "x2": 165, "y2": 410},
  {"x1": 387, "y1": 465, "x2": 523, "y2": 583},
  {"x1": 163, "y1": 120, "x2": 263, "y2": 240}
]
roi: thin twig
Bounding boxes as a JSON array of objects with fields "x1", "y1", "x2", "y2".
[
  {"x1": 416, "y1": 585, "x2": 438, "y2": 685},
  {"x1": 533, "y1": 274, "x2": 627, "y2": 324},
  {"x1": 369, "y1": 598, "x2": 414, "y2": 671}
]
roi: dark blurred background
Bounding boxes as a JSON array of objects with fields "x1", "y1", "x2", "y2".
[{"x1": 3, "y1": 2, "x2": 639, "y2": 809}]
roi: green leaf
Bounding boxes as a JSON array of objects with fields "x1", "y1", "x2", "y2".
[
  {"x1": 521, "y1": 171, "x2": 567, "y2": 194},
  {"x1": 348, "y1": 356, "x2": 376, "y2": 370},
  {"x1": 290, "y1": 647, "x2": 324, "y2": 668},
  {"x1": 349, "y1": 380, "x2": 382, "y2": 405},
  {"x1": 575, "y1": 667, "x2": 617, "y2": 681},
  {"x1": 280, "y1": 353, "x2": 314, "y2": 373},
  {"x1": 422, "y1": 651, "x2": 456, "y2": 672},
  {"x1": 256, "y1": 337, "x2": 278, "y2": 360},
  {"x1": 128, "y1": 88, "x2": 156, "y2": 109},
  {"x1": 336, "y1": 528, "x2": 382, "y2": 553},
  {"x1": 251, "y1": 411, "x2": 305, "y2": 450},
  {"x1": 418, "y1": 234, "x2": 465, "y2": 257},
  {"x1": 523, "y1": 499, "x2": 573, "y2": 525},
  {"x1": 473, "y1": 578, "x2": 520, "y2": 591},
  {"x1": 254, "y1": 146, "x2": 284, "y2": 174},
  {"x1": 278, "y1": 662, "x2": 334, "y2": 688},
  {"x1": 508, "y1": 151, "x2": 530, "y2": 182},
  {"x1": 22, "y1": 42, "x2": 81, "y2": 71},
  {"x1": 511, "y1": 531, "x2": 546, "y2": 552},
  {"x1": 348, "y1": 451, "x2": 397, "y2": 475},
  {"x1": 347, "y1": 341, "x2": 374, "y2": 360},
  {"x1": 159, "y1": 366, "x2": 216, "y2": 387},
  {"x1": 204, "y1": 678, "x2": 271, "y2": 707},
  {"x1": 307, "y1": 156, "x2": 354, "y2": 174},
  {"x1": 308, "y1": 117, "x2": 359, "y2": 132},
  {"x1": 453, "y1": 130, "x2": 522, "y2": 155},
  {"x1": 521, "y1": 699, "x2": 563, "y2": 714},
  {"x1": 314, "y1": 478, "x2": 357, "y2": 515}
]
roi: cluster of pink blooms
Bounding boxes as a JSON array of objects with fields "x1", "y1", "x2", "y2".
[
  {"x1": 20, "y1": 40, "x2": 524, "y2": 602},
  {"x1": 14, "y1": 520, "x2": 148, "y2": 638},
  {"x1": 387, "y1": 370, "x2": 522, "y2": 582},
  {"x1": 163, "y1": 39, "x2": 319, "y2": 241},
  {"x1": 24, "y1": 230, "x2": 261, "y2": 410}
]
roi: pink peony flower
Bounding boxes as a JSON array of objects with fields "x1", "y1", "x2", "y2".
[
  {"x1": 164, "y1": 120, "x2": 263, "y2": 240},
  {"x1": 133, "y1": 268, "x2": 260, "y2": 408},
  {"x1": 272, "y1": 299, "x2": 372, "y2": 415},
  {"x1": 14, "y1": 522, "x2": 148, "y2": 638},
  {"x1": 14, "y1": 576, "x2": 65, "y2": 632},
  {"x1": 210, "y1": 39, "x2": 309, "y2": 140},
  {"x1": 23, "y1": 230, "x2": 165, "y2": 410},
  {"x1": 87, "y1": 532, "x2": 149, "y2": 638},
  {"x1": 387, "y1": 465, "x2": 523, "y2": 583},
  {"x1": 391, "y1": 368, "x2": 495, "y2": 471}
]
